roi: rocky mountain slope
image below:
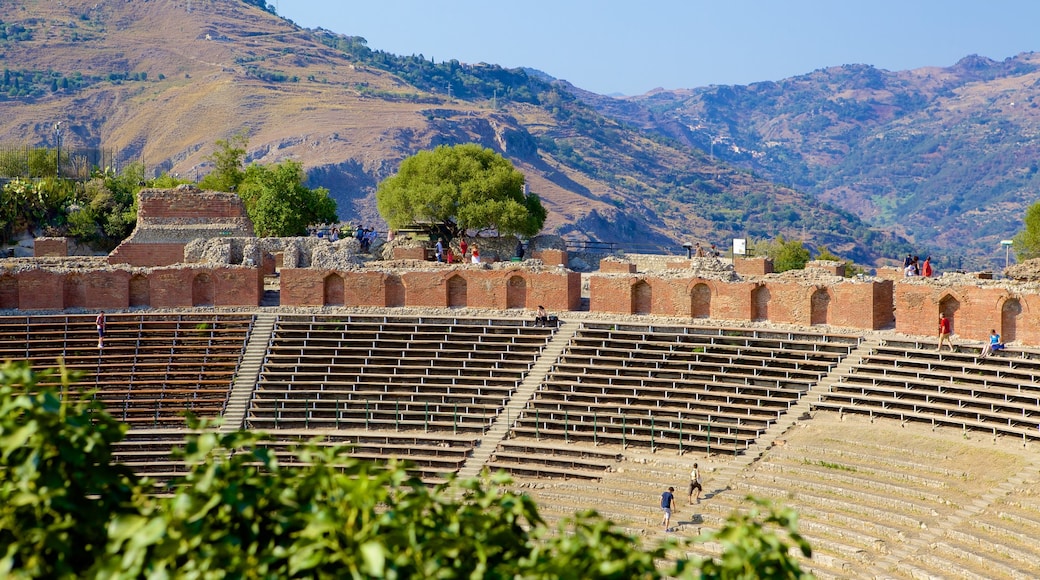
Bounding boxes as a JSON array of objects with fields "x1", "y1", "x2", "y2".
[
  {"x1": 590, "y1": 55, "x2": 1040, "y2": 269},
  {"x1": 0, "y1": 0, "x2": 941, "y2": 264}
]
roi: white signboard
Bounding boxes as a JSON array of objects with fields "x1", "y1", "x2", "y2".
[{"x1": 733, "y1": 238, "x2": 747, "y2": 256}]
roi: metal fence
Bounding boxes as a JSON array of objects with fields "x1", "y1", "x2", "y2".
[{"x1": 0, "y1": 145, "x2": 117, "y2": 180}]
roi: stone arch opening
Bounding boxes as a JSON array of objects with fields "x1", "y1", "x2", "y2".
[
  {"x1": 385, "y1": 275, "x2": 405, "y2": 307},
  {"x1": 810, "y1": 287, "x2": 831, "y2": 326},
  {"x1": 129, "y1": 274, "x2": 150, "y2": 308},
  {"x1": 632, "y1": 280, "x2": 652, "y2": 315},
  {"x1": 506, "y1": 275, "x2": 527, "y2": 309},
  {"x1": 0, "y1": 275, "x2": 18, "y2": 309},
  {"x1": 1001, "y1": 298, "x2": 1022, "y2": 343},
  {"x1": 447, "y1": 275, "x2": 467, "y2": 308},
  {"x1": 751, "y1": 285, "x2": 770, "y2": 321},
  {"x1": 691, "y1": 283, "x2": 711, "y2": 318},
  {"x1": 323, "y1": 273, "x2": 344, "y2": 306},
  {"x1": 192, "y1": 273, "x2": 214, "y2": 306},
  {"x1": 938, "y1": 294, "x2": 961, "y2": 333},
  {"x1": 63, "y1": 274, "x2": 86, "y2": 308}
]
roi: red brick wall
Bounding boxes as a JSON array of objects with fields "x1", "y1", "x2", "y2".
[
  {"x1": 532, "y1": 248, "x2": 567, "y2": 266},
  {"x1": 733, "y1": 257, "x2": 773, "y2": 276},
  {"x1": 137, "y1": 189, "x2": 249, "y2": 220},
  {"x1": 600, "y1": 260, "x2": 637, "y2": 274},
  {"x1": 17, "y1": 270, "x2": 65, "y2": 310},
  {"x1": 108, "y1": 243, "x2": 186, "y2": 267},
  {"x1": 281, "y1": 268, "x2": 579, "y2": 311},
  {"x1": 589, "y1": 273, "x2": 889, "y2": 330},
  {"x1": 34, "y1": 238, "x2": 68, "y2": 257},
  {"x1": 892, "y1": 283, "x2": 1034, "y2": 342}
]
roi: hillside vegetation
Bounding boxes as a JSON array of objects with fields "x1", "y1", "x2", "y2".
[
  {"x1": 6, "y1": 0, "x2": 1011, "y2": 265},
  {"x1": 598, "y1": 56, "x2": 1040, "y2": 269}
]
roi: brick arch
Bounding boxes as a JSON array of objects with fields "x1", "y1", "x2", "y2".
[
  {"x1": 129, "y1": 274, "x2": 150, "y2": 307},
  {"x1": 192, "y1": 273, "x2": 214, "y2": 306},
  {"x1": 385, "y1": 275, "x2": 405, "y2": 307},
  {"x1": 938, "y1": 293, "x2": 961, "y2": 333},
  {"x1": 506, "y1": 275, "x2": 527, "y2": 309},
  {"x1": 632, "y1": 280, "x2": 652, "y2": 315},
  {"x1": 810, "y1": 287, "x2": 831, "y2": 326},
  {"x1": 690, "y1": 282, "x2": 711, "y2": 318},
  {"x1": 64, "y1": 273, "x2": 86, "y2": 308},
  {"x1": 323, "y1": 273, "x2": 344, "y2": 306},
  {"x1": 447, "y1": 275, "x2": 467, "y2": 308},
  {"x1": 0, "y1": 274, "x2": 18, "y2": 309},
  {"x1": 751, "y1": 285, "x2": 770, "y2": 321},
  {"x1": 999, "y1": 297, "x2": 1022, "y2": 343}
]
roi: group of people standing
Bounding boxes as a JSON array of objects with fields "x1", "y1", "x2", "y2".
[
  {"x1": 434, "y1": 237, "x2": 479, "y2": 264},
  {"x1": 660, "y1": 463, "x2": 703, "y2": 532},
  {"x1": 904, "y1": 254, "x2": 933, "y2": 277}
]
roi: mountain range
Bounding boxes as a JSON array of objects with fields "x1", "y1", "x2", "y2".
[{"x1": 1, "y1": 0, "x2": 1036, "y2": 269}]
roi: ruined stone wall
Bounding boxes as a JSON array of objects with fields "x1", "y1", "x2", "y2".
[
  {"x1": 34, "y1": 238, "x2": 68, "y2": 258},
  {"x1": 109, "y1": 186, "x2": 254, "y2": 267},
  {"x1": 281, "y1": 266, "x2": 580, "y2": 312},
  {"x1": 893, "y1": 277, "x2": 1040, "y2": 343},
  {"x1": 588, "y1": 272, "x2": 891, "y2": 331},
  {"x1": 0, "y1": 263, "x2": 261, "y2": 310}
]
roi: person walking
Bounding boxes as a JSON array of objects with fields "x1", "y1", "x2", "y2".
[
  {"x1": 687, "y1": 463, "x2": 703, "y2": 504},
  {"x1": 434, "y1": 238, "x2": 444, "y2": 262},
  {"x1": 922, "y1": 256, "x2": 933, "y2": 277},
  {"x1": 937, "y1": 314, "x2": 954, "y2": 352},
  {"x1": 660, "y1": 486, "x2": 676, "y2": 532},
  {"x1": 96, "y1": 311, "x2": 106, "y2": 349}
]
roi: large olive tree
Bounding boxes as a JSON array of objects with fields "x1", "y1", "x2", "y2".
[{"x1": 376, "y1": 143, "x2": 547, "y2": 238}]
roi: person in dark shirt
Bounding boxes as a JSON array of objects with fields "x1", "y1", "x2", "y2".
[{"x1": 660, "y1": 487, "x2": 676, "y2": 531}]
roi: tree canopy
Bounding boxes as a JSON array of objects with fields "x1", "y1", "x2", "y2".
[
  {"x1": 0, "y1": 361, "x2": 813, "y2": 579},
  {"x1": 376, "y1": 143, "x2": 547, "y2": 239},
  {"x1": 1012, "y1": 201, "x2": 1040, "y2": 262},
  {"x1": 200, "y1": 134, "x2": 338, "y2": 237}
]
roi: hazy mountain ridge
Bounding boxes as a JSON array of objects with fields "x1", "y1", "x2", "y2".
[
  {"x1": 594, "y1": 54, "x2": 1040, "y2": 268},
  {"x1": 1, "y1": 0, "x2": 909, "y2": 262}
]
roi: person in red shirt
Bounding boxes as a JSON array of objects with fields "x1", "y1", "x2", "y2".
[
  {"x1": 937, "y1": 314, "x2": 954, "y2": 352},
  {"x1": 922, "y1": 256, "x2": 933, "y2": 277}
]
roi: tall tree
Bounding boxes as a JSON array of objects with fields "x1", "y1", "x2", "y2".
[
  {"x1": 198, "y1": 132, "x2": 248, "y2": 193},
  {"x1": 376, "y1": 143, "x2": 546, "y2": 238},
  {"x1": 1013, "y1": 201, "x2": 1040, "y2": 262},
  {"x1": 237, "y1": 160, "x2": 337, "y2": 237}
]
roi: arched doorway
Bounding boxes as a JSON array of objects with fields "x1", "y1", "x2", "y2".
[
  {"x1": 632, "y1": 280, "x2": 652, "y2": 315},
  {"x1": 447, "y1": 275, "x2": 467, "y2": 308},
  {"x1": 751, "y1": 285, "x2": 770, "y2": 321},
  {"x1": 691, "y1": 283, "x2": 711, "y2": 318},
  {"x1": 192, "y1": 273, "x2": 214, "y2": 306},
  {"x1": 63, "y1": 274, "x2": 85, "y2": 308},
  {"x1": 0, "y1": 275, "x2": 16, "y2": 309},
  {"x1": 506, "y1": 275, "x2": 527, "y2": 309},
  {"x1": 385, "y1": 275, "x2": 405, "y2": 307},
  {"x1": 810, "y1": 288, "x2": 831, "y2": 325},
  {"x1": 1001, "y1": 298, "x2": 1022, "y2": 343},
  {"x1": 323, "y1": 273, "x2": 344, "y2": 306},
  {"x1": 938, "y1": 294, "x2": 961, "y2": 333},
  {"x1": 129, "y1": 274, "x2": 150, "y2": 307}
]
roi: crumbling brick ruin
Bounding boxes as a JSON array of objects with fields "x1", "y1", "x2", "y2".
[{"x1": 4, "y1": 186, "x2": 1040, "y2": 345}]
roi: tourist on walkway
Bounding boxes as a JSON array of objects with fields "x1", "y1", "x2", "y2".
[
  {"x1": 937, "y1": 314, "x2": 954, "y2": 352},
  {"x1": 688, "y1": 463, "x2": 703, "y2": 504},
  {"x1": 660, "y1": 486, "x2": 676, "y2": 532},
  {"x1": 96, "y1": 311, "x2": 106, "y2": 349}
]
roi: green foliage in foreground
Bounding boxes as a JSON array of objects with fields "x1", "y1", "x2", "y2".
[{"x1": 0, "y1": 362, "x2": 812, "y2": 579}]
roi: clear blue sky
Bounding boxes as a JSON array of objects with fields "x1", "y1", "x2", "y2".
[{"x1": 277, "y1": 1, "x2": 1040, "y2": 96}]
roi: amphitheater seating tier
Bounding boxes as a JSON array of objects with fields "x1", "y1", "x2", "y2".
[
  {"x1": 512, "y1": 322, "x2": 858, "y2": 455},
  {"x1": 815, "y1": 339, "x2": 1040, "y2": 441},
  {"x1": 247, "y1": 315, "x2": 555, "y2": 433},
  {"x1": 0, "y1": 313, "x2": 253, "y2": 427}
]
